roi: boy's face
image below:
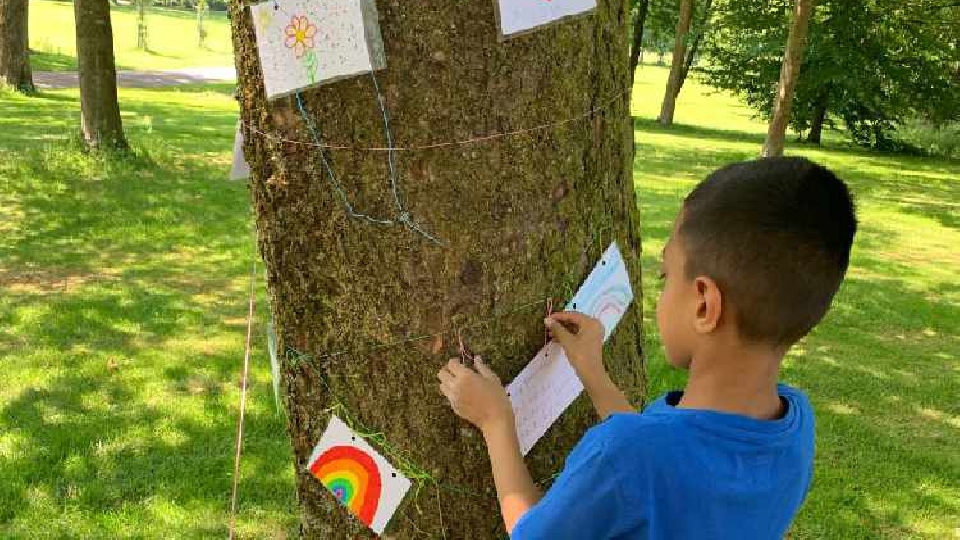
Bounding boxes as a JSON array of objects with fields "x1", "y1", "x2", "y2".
[{"x1": 656, "y1": 218, "x2": 697, "y2": 369}]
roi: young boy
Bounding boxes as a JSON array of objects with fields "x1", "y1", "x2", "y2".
[{"x1": 437, "y1": 156, "x2": 857, "y2": 539}]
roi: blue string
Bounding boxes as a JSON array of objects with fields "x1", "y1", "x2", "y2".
[{"x1": 293, "y1": 73, "x2": 443, "y2": 245}]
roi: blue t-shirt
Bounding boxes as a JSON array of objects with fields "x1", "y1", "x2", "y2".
[{"x1": 512, "y1": 384, "x2": 815, "y2": 540}]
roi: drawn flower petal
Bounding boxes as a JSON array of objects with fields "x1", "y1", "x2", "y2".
[
  {"x1": 285, "y1": 35, "x2": 298, "y2": 48},
  {"x1": 304, "y1": 24, "x2": 317, "y2": 38},
  {"x1": 302, "y1": 37, "x2": 315, "y2": 49},
  {"x1": 294, "y1": 41, "x2": 306, "y2": 58}
]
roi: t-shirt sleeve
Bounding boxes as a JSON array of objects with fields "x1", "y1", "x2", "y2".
[{"x1": 511, "y1": 431, "x2": 636, "y2": 540}]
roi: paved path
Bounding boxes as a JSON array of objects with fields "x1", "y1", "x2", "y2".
[{"x1": 34, "y1": 66, "x2": 236, "y2": 90}]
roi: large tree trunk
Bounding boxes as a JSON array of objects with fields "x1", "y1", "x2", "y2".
[
  {"x1": 230, "y1": 1, "x2": 645, "y2": 538},
  {"x1": 629, "y1": 0, "x2": 651, "y2": 81},
  {"x1": 75, "y1": 0, "x2": 127, "y2": 151},
  {"x1": 0, "y1": 0, "x2": 34, "y2": 92},
  {"x1": 761, "y1": 0, "x2": 815, "y2": 157},
  {"x1": 657, "y1": 0, "x2": 695, "y2": 125},
  {"x1": 677, "y1": 0, "x2": 712, "y2": 94},
  {"x1": 807, "y1": 90, "x2": 828, "y2": 144}
]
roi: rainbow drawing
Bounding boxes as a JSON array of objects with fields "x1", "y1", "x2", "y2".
[
  {"x1": 307, "y1": 416, "x2": 412, "y2": 534},
  {"x1": 566, "y1": 242, "x2": 634, "y2": 341},
  {"x1": 310, "y1": 445, "x2": 382, "y2": 527}
]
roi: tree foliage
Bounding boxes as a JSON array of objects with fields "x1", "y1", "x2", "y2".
[{"x1": 702, "y1": 0, "x2": 960, "y2": 148}]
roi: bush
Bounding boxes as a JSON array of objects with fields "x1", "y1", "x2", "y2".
[{"x1": 895, "y1": 118, "x2": 960, "y2": 161}]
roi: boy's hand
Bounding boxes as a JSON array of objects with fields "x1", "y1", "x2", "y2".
[
  {"x1": 545, "y1": 311, "x2": 606, "y2": 380},
  {"x1": 438, "y1": 357, "x2": 514, "y2": 435}
]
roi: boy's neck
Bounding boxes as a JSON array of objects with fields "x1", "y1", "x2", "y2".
[{"x1": 678, "y1": 339, "x2": 786, "y2": 421}]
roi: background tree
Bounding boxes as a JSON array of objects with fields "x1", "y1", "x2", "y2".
[
  {"x1": 229, "y1": 2, "x2": 645, "y2": 537},
  {"x1": 0, "y1": 0, "x2": 35, "y2": 93},
  {"x1": 197, "y1": 0, "x2": 208, "y2": 48},
  {"x1": 657, "y1": 0, "x2": 695, "y2": 125},
  {"x1": 75, "y1": 0, "x2": 127, "y2": 150},
  {"x1": 761, "y1": 0, "x2": 815, "y2": 157},
  {"x1": 704, "y1": 0, "x2": 960, "y2": 149},
  {"x1": 629, "y1": 0, "x2": 652, "y2": 79},
  {"x1": 136, "y1": 0, "x2": 148, "y2": 50}
]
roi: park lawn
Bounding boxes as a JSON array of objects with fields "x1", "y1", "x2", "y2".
[
  {"x1": 29, "y1": 0, "x2": 234, "y2": 72},
  {"x1": 0, "y1": 64, "x2": 957, "y2": 538}
]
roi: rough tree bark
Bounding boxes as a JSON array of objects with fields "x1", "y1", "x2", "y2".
[
  {"x1": 75, "y1": 0, "x2": 127, "y2": 150},
  {"x1": 761, "y1": 0, "x2": 815, "y2": 157},
  {"x1": 229, "y1": 1, "x2": 645, "y2": 538},
  {"x1": 657, "y1": 0, "x2": 695, "y2": 125},
  {"x1": 629, "y1": 0, "x2": 651, "y2": 80},
  {"x1": 0, "y1": 0, "x2": 34, "y2": 92}
]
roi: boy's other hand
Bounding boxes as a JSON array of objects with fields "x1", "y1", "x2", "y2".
[
  {"x1": 438, "y1": 357, "x2": 514, "y2": 435},
  {"x1": 545, "y1": 311, "x2": 605, "y2": 379}
]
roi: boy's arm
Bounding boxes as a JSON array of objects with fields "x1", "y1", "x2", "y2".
[
  {"x1": 546, "y1": 313, "x2": 634, "y2": 419},
  {"x1": 438, "y1": 358, "x2": 541, "y2": 534},
  {"x1": 481, "y1": 417, "x2": 541, "y2": 533}
]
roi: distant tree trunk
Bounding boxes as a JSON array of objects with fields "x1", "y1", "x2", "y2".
[
  {"x1": 657, "y1": 0, "x2": 695, "y2": 125},
  {"x1": 629, "y1": 0, "x2": 651, "y2": 80},
  {"x1": 761, "y1": 0, "x2": 815, "y2": 157},
  {"x1": 677, "y1": 0, "x2": 712, "y2": 93},
  {"x1": 0, "y1": 0, "x2": 35, "y2": 92},
  {"x1": 229, "y1": 2, "x2": 645, "y2": 538},
  {"x1": 136, "y1": 0, "x2": 148, "y2": 50},
  {"x1": 807, "y1": 90, "x2": 828, "y2": 144},
  {"x1": 75, "y1": 0, "x2": 128, "y2": 150},
  {"x1": 197, "y1": 0, "x2": 207, "y2": 48}
]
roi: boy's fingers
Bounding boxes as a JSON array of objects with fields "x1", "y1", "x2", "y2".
[
  {"x1": 437, "y1": 368, "x2": 455, "y2": 385},
  {"x1": 545, "y1": 316, "x2": 575, "y2": 346},
  {"x1": 474, "y1": 357, "x2": 499, "y2": 382},
  {"x1": 548, "y1": 310, "x2": 590, "y2": 327}
]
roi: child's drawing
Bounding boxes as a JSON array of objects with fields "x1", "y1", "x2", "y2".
[
  {"x1": 250, "y1": 0, "x2": 386, "y2": 99},
  {"x1": 495, "y1": 0, "x2": 597, "y2": 38},
  {"x1": 307, "y1": 415, "x2": 411, "y2": 534},
  {"x1": 507, "y1": 242, "x2": 634, "y2": 455}
]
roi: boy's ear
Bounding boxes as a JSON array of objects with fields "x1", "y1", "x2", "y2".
[{"x1": 693, "y1": 276, "x2": 722, "y2": 334}]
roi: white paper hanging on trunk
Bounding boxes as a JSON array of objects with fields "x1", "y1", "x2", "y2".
[
  {"x1": 494, "y1": 0, "x2": 597, "y2": 38},
  {"x1": 229, "y1": 123, "x2": 251, "y2": 181},
  {"x1": 507, "y1": 242, "x2": 634, "y2": 455},
  {"x1": 307, "y1": 415, "x2": 412, "y2": 534},
  {"x1": 250, "y1": 0, "x2": 386, "y2": 99}
]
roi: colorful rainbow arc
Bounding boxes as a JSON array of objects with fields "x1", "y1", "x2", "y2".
[{"x1": 310, "y1": 445, "x2": 382, "y2": 527}]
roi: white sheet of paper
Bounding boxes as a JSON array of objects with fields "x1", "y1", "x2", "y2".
[
  {"x1": 307, "y1": 415, "x2": 412, "y2": 534},
  {"x1": 495, "y1": 0, "x2": 597, "y2": 37},
  {"x1": 230, "y1": 123, "x2": 251, "y2": 181},
  {"x1": 250, "y1": 0, "x2": 385, "y2": 99},
  {"x1": 507, "y1": 242, "x2": 634, "y2": 455}
]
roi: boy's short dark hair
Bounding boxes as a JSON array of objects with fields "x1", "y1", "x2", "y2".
[{"x1": 679, "y1": 157, "x2": 857, "y2": 346}]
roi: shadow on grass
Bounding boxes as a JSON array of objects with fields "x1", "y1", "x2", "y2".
[{"x1": 0, "y1": 86, "x2": 296, "y2": 537}]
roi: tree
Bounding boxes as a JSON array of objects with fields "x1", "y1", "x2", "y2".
[
  {"x1": 630, "y1": 0, "x2": 652, "y2": 79},
  {"x1": 197, "y1": 0, "x2": 208, "y2": 48},
  {"x1": 761, "y1": 0, "x2": 815, "y2": 157},
  {"x1": 657, "y1": 0, "x2": 696, "y2": 125},
  {"x1": 136, "y1": 0, "x2": 148, "y2": 50},
  {"x1": 75, "y1": 0, "x2": 127, "y2": 150},
  {"x1": 704, "y1": 0, "x2": 960, "y2": 149},
  {"x1": 0, "y1": 0, "x2": 34, "y2": 93},
  {"x1": 229, "y1": 2, "x2": 645, "y2": 537}
]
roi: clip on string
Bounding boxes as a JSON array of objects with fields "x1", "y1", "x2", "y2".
[{"x1": 293, "y1": 72, "x2": 443, "y2": 245}]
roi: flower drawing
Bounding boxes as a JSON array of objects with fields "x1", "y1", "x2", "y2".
[{"x1": 284, "y1": 15, "x2": 317, "y2": 59}]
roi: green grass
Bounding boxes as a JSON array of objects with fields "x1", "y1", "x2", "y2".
[
  {"x1": 0, "y1": 64, "x2": 957, "y2": 538},
  {"x1": 29, "y1": 0, "x2": 234, "y2": 72}
]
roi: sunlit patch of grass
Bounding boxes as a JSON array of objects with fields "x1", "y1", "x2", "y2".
[
  {"x1": 633, "y1": 64, "x2": 959, "y2": 539},
  {"x1": 29, "y1": 0, "x2": 234, "y2": 72}
]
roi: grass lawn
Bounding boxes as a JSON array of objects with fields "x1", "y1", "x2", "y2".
[
  {"x1": 1, "y1": 64, "x2": 957, "y2": 538},
  {"x1": 29, "y1": 0, "x2": 234, "y2": 72}
]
